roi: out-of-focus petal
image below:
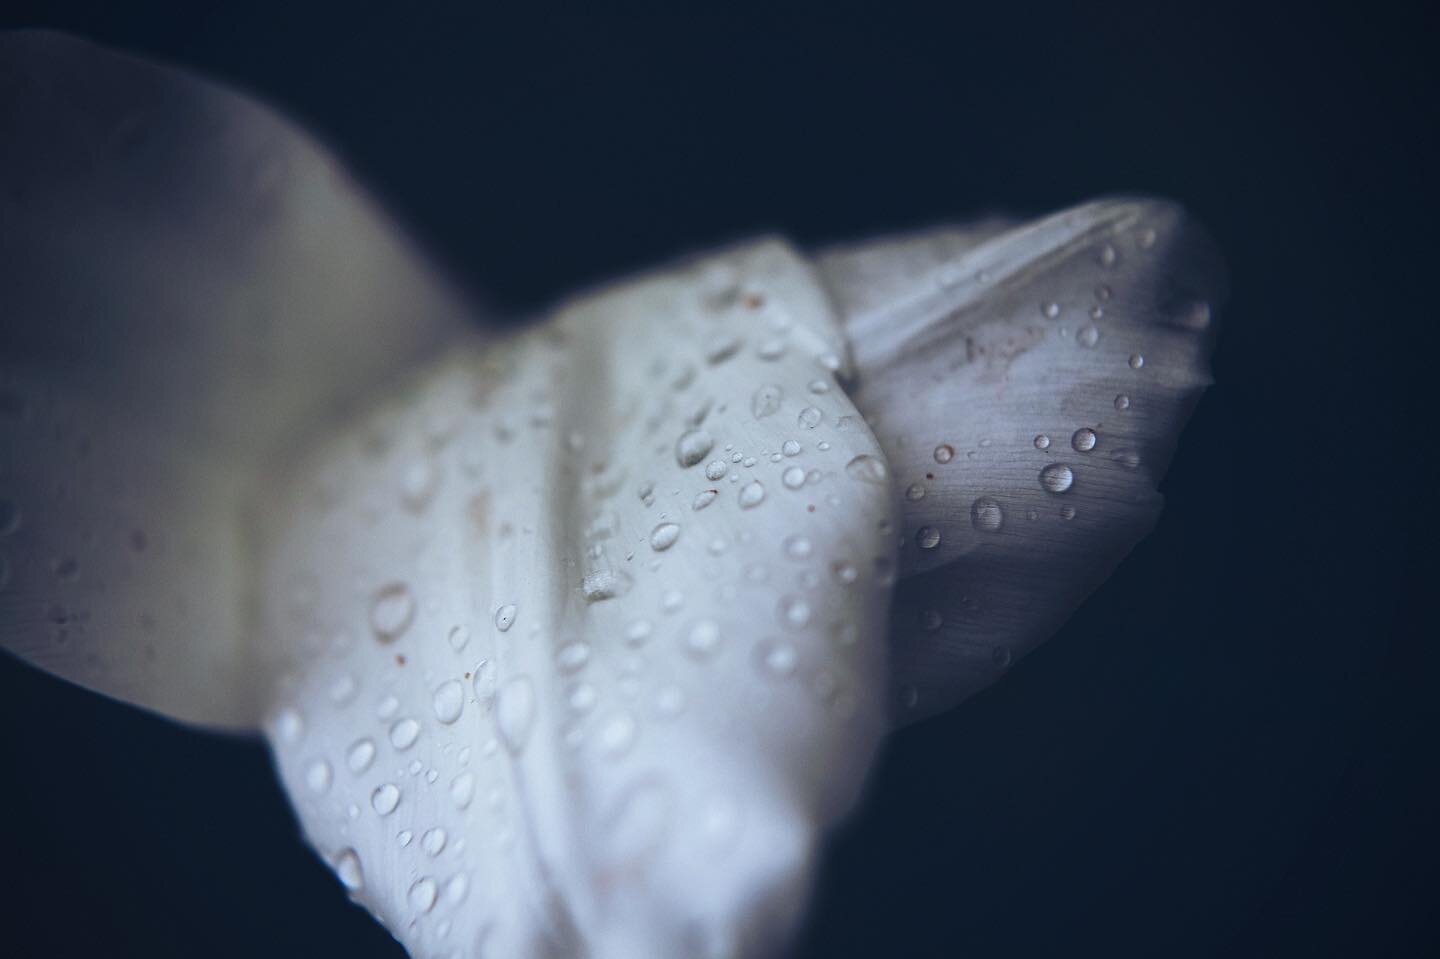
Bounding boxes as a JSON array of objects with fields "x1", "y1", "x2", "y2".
[{"x1": 0, "y1": 31, "x2": 471, "y2": 727}]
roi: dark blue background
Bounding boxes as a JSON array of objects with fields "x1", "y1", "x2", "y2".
[{"x1": 0, "y1": 3, "x2": 1429, "y2": 957}]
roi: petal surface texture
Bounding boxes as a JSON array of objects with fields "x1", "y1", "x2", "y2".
[
  {"x1": 817, "y1": 199, "x2": 1225, "y2": 724},
  {"x1": 257, "y1": 244, "x2": 896, "y2": 958},
  {"x1": 0, "y1": 31, "x2": 470, "y2": 727}
]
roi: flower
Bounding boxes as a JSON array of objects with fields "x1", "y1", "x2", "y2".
[{"x1": 0, "y1": 30, "x2": 1222, "y2": 959}]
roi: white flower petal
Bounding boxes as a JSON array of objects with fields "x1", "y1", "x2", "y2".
[
  {"x1": 817, "y1": 198, "x2": 1225, "y2": 723},
  {"x1": 257, "y1": 242, "x2": 895, "y2": 957},
  {"x1": 0, "y1": 31, "x2": 470, "y2": 727}
]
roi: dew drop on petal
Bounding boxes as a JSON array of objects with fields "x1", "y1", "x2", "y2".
[
  {"x1": 650, "y1": 522, "x2": 681, "y2": 551},
  {"x1": 1071, "y1": 427, "x2": 1097, "y2": 452},
  {"x1": 738, "y1": 481, "x2": 766, "y2": 508},
  {"x1": 371, "y1": 783, "x2": 401, "y2": 816},
  {"x1": 845, "y1": 454, "x2": 888, "y2": 484},
  {"x1": 495, "y1": 677, "x2": 536, "y2": 755},
  {"x1": 751, "y1": 384, "x2": 784, "y2": 419},
  {"x1": 676, "y1": 429, "x2": 715, "y2": 467},
  {"x1": 494, "y1": 604, "x2": 518, "y2": 632},
  {"x1": 933, "y1": 444, "x2": 955, "y2": 464},
  {"x1": 797, "y1": 406, "x2": 823, "y2": 429},
  {"x1": 432, "y1": 680, "x2": 465, "y2": 724},
  {"x1": 1040, "y1": 463, "x2": 1075, "y2": 493},
  {"x1": 916, "y1": 526, "x2": 941, "y2": 550},
  {"x1": 970, "y1": 496, "x2": 1004, "y2": 532},
  {"x1": 347, "y1": 738, "x2": 376, "y2": 774},
  {"x1": 408, "y1": 877, "x2": 438, "y2": 914},
  {"x1": 370, "y1": 583, "x2": 415, "y2": 642},
  {"x1": 782, "y1": 466, "x2": 806, "y2": 489},
  {"x1": 684, "y1": 619, "x2": 722, "y2": 658}
]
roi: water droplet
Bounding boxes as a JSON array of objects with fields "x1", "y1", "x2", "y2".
[
  {"x1": 782, "y1": 466, "x2": 806, "y2": 489},
  {"x1": 347, "y1": 738, "x2": 376, "y2": 774},
  {"x1": 905, "y1": 483, "x2": 926, "y2": 501},
  {"x1": 390, "y1": 717, "x2": 421, "y2": 750},
  {"x1": 777, "y1": 595, "x2": 811, "y2": 629},
  {"x1": 432, "y1": 680, "x2": 465, "y2": 724},
  {"x1": 420, "y1": 827, "x2": 448, "y2": 857},
  {"x1": 1039, "y1": 463, "x2": 1074, "y2": 493},
  {"x1": 933, "y1": 444, "x2": 955, "y2": 464},
  {"x1": 496, "y1": 677, "x2": 535, "y2": 754},
  {"x1": 684, "y1": 619, "x2": 722, "y2": 658},
  {"x1": 305, "y1": 760, "x2": 332, "y2": 794},
  {"x1": 751, "y1": 384, "x2": 784, "y2": 419},
  {"x1": 755, "y1": 639, "x2": 798, "y2": 678},
  {"x1": 625, "y1": 620, "x2": 653, "y2": 646},
  {"x1": 450, "y1": 771, "x2": 476, "y2": 809},
  {"x1": 1099, "y1": 242, "x2": 1118, "y2": 267},
  {"x1": 692, "y1": 488, "x2": 718, "y2": 510},
  {"x1": 273, "y1": 708, "x2": 304, "y2": 743},
  {"x1": 371, "y1": 782, "x2": 401, "y2": 816},
  {"x1": 598, "y1": 711, "x2": 638, "y2": 758},
  {"x1": 1113, "y1": 448, "x2": 1141, "y2": 469},
  {"x1": 1076, "y1": 324, "x2": 1100, "y2": 348},
  {"x1": 1129, "y1": 353, "x2": 1145, "y2": 369},
  {"x1": 409, "y1": 877, "x2": 438, "y2": 914},
  {"x1": 970, "y1": 496, "x2": 1004, "y2": 532},
  {"x1": 676, "y1": 429, "x2": 715, "y2": 467},
  {"x1": 797, "y1": 406, "x2": 823, "y2": 429},
  {"x1": 334, "y1": 849, "x2": 364, "y2": 892},
  {"x1": 1060, "y1": 505, "x2": 1077, "y2": 520},
  {"x1": 1071, "y1": 427, "x2": 1097, "y2": 452},
  {"x1": 370, "y1": 583, "x2": 415, "y2": 642},
  {"x1": 1033, "y1": 434, "x2": 1051, "y2": 451},
  {"x1": 377, "y1": 695, "x2": 399, "y2": 720},
  {"x1": 916, "y1": 526, "x2": 941, "y2": 550},
  {"x1": 831, "y1": 561, "x2": 859, "y2": 584},
  {"x1": 738, "y1": 481, "x2": 766, "y2": 508},
  {"x1": 1138, "y1": 227, "x2": 1157, "y2": 248},
  {"x1": 845, "y1": 454, "x2": 888, "y2": 484},
  {"x1": 1042, "y1": 301, "x2": 1061, "y2": 319},
  {"x1": 1114, "y1": 393, "x2": 1131, "y2": 411},
  {"x1": 784, "y1": 535, "x2": 812, "y2": 560},
  {"x1": 555, "y1": 642, "x2": 591, "y2": 673},
  {"x1": 705, "y1": 333, "x2": 741, "y2": 364},
  {"x1": 650, "y1": 522, "x2": 681, "y2": 551},
  {"x1": 447, "y1": 625, "x2": 471, "y2": 652},
  {"x1": 329, "y1": 673, "x2": 358, "y2": 705},
  {"x1": 494, "y1": 604, "x2": 517, "y2": 632}
]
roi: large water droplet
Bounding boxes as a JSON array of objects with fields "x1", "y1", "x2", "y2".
[
  {"x1": 370, "y1": 583, "x2": 415, "y2": 642},
  {"x1": 676, "y1": 429, "x2": 715, "y2": 467},
  {"x1": 422, "y1": 827, "x2": 448, "y2": 857},
  {"x1": 970, "y1": 496, "x2": 1004, "y2": 532},
  {"x1": 1076, "y1": 324, "x2": 1100, "y2": 348},
  {"x1": 371, "y1": 782, "x2": 401, "y2": 816},
  {"x1": 650, "y1": 522, "x2": 681, "y2": 551},
  {"x1": 751, "y1": 384, "x2": 784, "y2": 419},
  {"x1": 494, "y1": 603, "x2": 518, "y2": 632},
  {"x1": 933, "y1": 444, "x2": 955, "y2": 464},
  {"x1": 916, "y1": 526, "x2": 941, "y2": 550},
  {"x1": 1071, "y1": 427, "x2": 1097, "y2": 452},
  {"x1": 347, "y1": 738, "x2": 376, "y2": 774},
  {"x1": 738, "y1": 481, "x2": 766, "y2": 508},
  {"x1": 390, "y1": 717, "x2": 421, "y2": 750},
  {"x1": 432, "y1": 680, "x2": 465, "y2": 724},
  {"x1": 797, "y1": 406, "x2": 823, "y2": 429},
  {"x1": 684, "y1": 619, "x2": 722, "y2": 658},
  {"x1": 305, "y1": 760, "x2": 332, "y2": 794},
  {"x1": 1040, "y1": 463, "x2": 1075, "y2": 493},
  {"x1": 845, "y1": 454, "x2": 888, "y2": 484},
  {"x1": 496, "y1": 676, "x2": 536, "y2": 754},
  {"x1": 408, "y1": 877, "x2": 438, "y2": 914},
  {"x1": 782, "y1": 466, "x2": 806, "y2": 489},
  {"x1": 334, "y1": 849, "x2": 364, "y2": 892}
]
